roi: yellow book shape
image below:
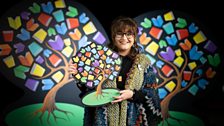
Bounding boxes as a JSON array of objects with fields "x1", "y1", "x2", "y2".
[
  {"x1": 33, "y1": 29, "x2": 47, "y2": 43},
  {"x1": 188, "y1": 62, "x2": 197, "y2": 70},
  {"x1": 193, "y1": 31, "x2": 207, "y2": 44},
  {"x1": 165, "y1": 81, "x2": 176, "y2": 92},
  {"x1": 145, "y1": 41, "x2": 159, "y2": 56},
  {"x1": 164, "y1": 11, "x2": 175, "y2": 21},
  {"x1": 3, "y1": 55, "x2": 15, "y2": 68},
  {"x1": 30, "y1": 63, "x2": 45, "y2": 77},
  {"x1": 62, "y1": 46, "x2": 73, "y2": 58},
  {"x1": 83, "y1": 21, "x2": 97, "y2": 35},
  {"x1": 8, "y1": 16, "x2": 22, "y2": 30},
  {"x1": 55, "y1": 0, "x2": 66, "y2": 8},
  {"x1": 52, "y1": 71, "x2": 63, "y2": 83}
]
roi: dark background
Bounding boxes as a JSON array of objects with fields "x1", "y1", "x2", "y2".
[{"x1": 0, "y1": 0, "x2": 224, "y2": 126}]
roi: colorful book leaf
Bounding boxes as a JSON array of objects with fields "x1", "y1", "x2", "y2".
[
  {"x1": 175, "y1": 18, "x2": 187, "y2": 28},
  {"x1": 207, "y1": 53, "x2": 220, "y2": 67},
  {"x1": 29, "y1": 2, "x2": 41, "y2": 13},
  {"x1": 161, "y1": 64, "x2": 174, "y2": 77},
  {"x1": 141, "y1": 18, "x2": 152, "y2": 28},
  {"x1": 66, "y1": 6, "x2": 78, "y2": 17},
  {"x1": 151, "y1": 15, "x2": 164, "y2": 27},
  {"x1": 79, "y1": 12, "x2": 89, "y2": 24},
  {"x1": 189, "y1": 45, "x2": 203, "y2": 60},
  {"x1": 149, "y1": 26, "x2": 163, "y2": 40},
  {"x1": 8, "y1": 16, "x2": 22, "y2": 30},
  {"x1": 26, "y1": 18, "x2": 39, "y2": 31},
  {"x1": 41, "y1": 2, "x2": 54, "y2": 14},
  {"x1": 159, "y1": 46, "x2": 175, "y2": 61}
]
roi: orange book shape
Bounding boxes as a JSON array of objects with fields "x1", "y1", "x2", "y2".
[
  {"x1": 18, "y1": 52, "x2": 34, "y2": 66},
  {"x1": 26, "y1": 18, "x2": 39, "y2": 31}
]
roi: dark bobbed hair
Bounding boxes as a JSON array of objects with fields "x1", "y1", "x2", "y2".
[{"x1": 108, "y1": 16, "x2": 139, "y2": 59}]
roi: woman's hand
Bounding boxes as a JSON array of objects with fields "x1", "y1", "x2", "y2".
[
  {"x1": 68, "y1": 62, "x2": 78, "y2": 76},
  {"x1": 111, "y1": 90, "x2": 134, "y2": 104}
]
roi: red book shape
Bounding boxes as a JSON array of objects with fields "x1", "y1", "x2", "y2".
[
  {"x1": 183, "y1": 71, "x2": 192, "y2": 81},
  {"x1": 149, "y1": 26, "x2": 163, "y2": 40},
  {"x1": 3, "y1": 30, "x2": 14, "y2": 42},
  {"x1": 161, "y1": 64, "x2": 174, "y2": 77},
  {"x1": 49, "y1": 54, "x2": 62, "y2": 67},
  {"x1": 176, "y1": 29, "x2": 189, "y2": 40},
  {"x1": 38, "y1": 13, "x2": 52, "y2": 27},
  {"x1": 67, "y1": 18, "x2": 79, "y2": 29}
]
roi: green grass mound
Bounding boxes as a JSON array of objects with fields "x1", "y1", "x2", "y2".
[
  {"x1": 5, "y1": 103, "x2": 204, "y2": 126},
  {"x1": 158, "y1": 111, "x2": 204, "y2": 126},
  {"x1": 5, "y1": 103, "x2": 84, "y2": 126}
]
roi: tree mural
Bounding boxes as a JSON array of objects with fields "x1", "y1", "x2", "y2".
[
  {"x1": 0, "y1": 0, "x2": 109, "y2": 123},
  {"x1": 0, "y1": 0, "x2": 222, "y2": 125},
  {"x1": 134, "y1": 10, "x2": 221, "y2": 121},
  {"x1": 72, "y1": 42, "x2": 122, "y2": 95},
  {"x1": 72, "y1": 42, "x2": 122, "y2": 106}
]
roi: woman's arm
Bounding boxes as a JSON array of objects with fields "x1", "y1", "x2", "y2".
[{"x1": 133, "y1": 66, "x2": 162, "y2": 124}]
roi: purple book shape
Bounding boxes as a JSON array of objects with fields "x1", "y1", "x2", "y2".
[
  {"x1": 203, "y1": 40, "x2": 217, "y2": 53},
  {"x1": 14, "y1": 42, "x2": 25, "y2": 54},
  {"x1": 48, "y1": 35, "x2": 64, "y2": 51},
  {"x1": 93, "y1": 31, "x2": 106, "y2": 44},
  {"x1": 159, "y1": 46, "x2": 175, "y2": 61},
  {"x1": 21, "y1": 11, "x2": 31, "y2": 20}
]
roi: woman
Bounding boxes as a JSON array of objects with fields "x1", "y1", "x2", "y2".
[{"x1": 70, "y1": 16, "x2": 162, "y2": 126}]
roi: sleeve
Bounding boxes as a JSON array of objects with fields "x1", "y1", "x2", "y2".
[{"x1": 132, "y1": 66, "x2": 162, "y2": 124}]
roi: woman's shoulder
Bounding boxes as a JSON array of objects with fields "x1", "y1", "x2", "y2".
[
  {"x1": 135, "y1": 53, "x2": 151, "y2": 69},
  {"x1": 136, "y1": 53, "x2": 148, "y2": 58}
]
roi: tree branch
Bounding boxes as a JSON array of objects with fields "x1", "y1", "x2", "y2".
[{"x1": 157, "y1": 53, "x2": 179, "y2": 75}]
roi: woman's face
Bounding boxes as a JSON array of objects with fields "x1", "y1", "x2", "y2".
[{"x1": 114, "y1": 29, "x2": 135, "y2": 54}]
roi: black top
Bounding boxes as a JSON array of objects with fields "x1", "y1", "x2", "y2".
[
  {"x1": 116, "y1": 55, "x2": 133, "y2": 90},
  {"x1": 116, "y1": 55, "x2": 145, "y2": 103}
]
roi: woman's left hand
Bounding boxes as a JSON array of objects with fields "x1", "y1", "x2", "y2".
[{"x1": 111, "y1": 90, "x2": 134, "y2": 104}]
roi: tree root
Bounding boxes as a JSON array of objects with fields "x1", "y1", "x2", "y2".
[
  {"x1": 162, "y1": 114, "x2": 188, "y2": 126},
  {"x1": 32, "y1": 106, "x2": 74, "y2": 125}
]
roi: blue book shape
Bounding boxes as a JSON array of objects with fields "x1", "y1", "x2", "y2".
[
  {"x1": 197, "y1": 79, "x2": 208, "y2": 90},
  {"x1": 196, "y1": 69, "x2": 203, "y2": 76},
  {"x1": 78, "y1": 35, "x2": 91, "y2": 49},
  {"x1": 151, "y1": 15, "x2": 164, "y2": 28},
  {"x1": 189, "y1": 45, "x2": 203, "y2": 60},
  {"x1": 188, "y1": 23, "x2": 198, "y2": 34},
  {"x1": 55, "y1": 22, "x2": 67, "y2": 35},
  {"x1": 41, "y1": 2, "x2": 54, "y2": 14},
  {"x1": 43, "y1": 49, "x2": 52, "y2": 57},
  {"x1": 79, "y1": 13, "x2": 89, "y2": 24},
  {"x1": 165, "y1": 34, "x2": 177, "y2": 46},
  {"x1": 53, "y1": 10, "x2": 65, "y2": 22},
  {"x1": 16, "y1": 28, "x2": 30, "y2": 41},
  {"x1": 42, "y1": 79, "x2": 54, "y2": 91},
  {"x1": 156, "y1": 60, "x2": 164, "y2": 68}
]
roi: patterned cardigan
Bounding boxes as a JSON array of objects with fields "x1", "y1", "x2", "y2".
[{"x1": 79, "y1": 54, "x2": 162, "y2": 126}]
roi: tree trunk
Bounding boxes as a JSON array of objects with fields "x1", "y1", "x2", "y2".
[{"x1": 96, "y1": 77, "x2": 106, "y2": 96}]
